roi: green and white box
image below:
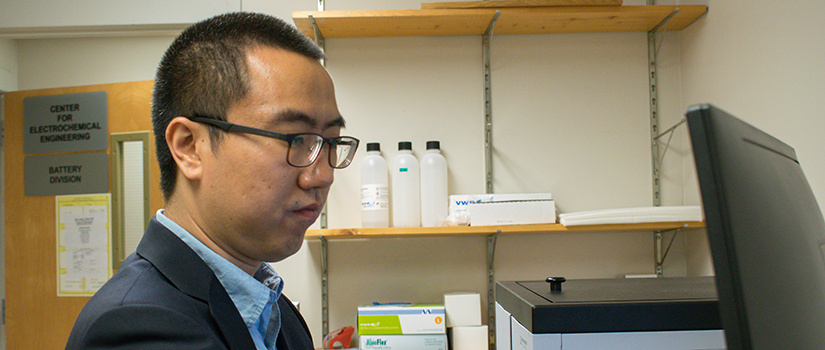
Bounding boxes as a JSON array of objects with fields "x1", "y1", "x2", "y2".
[
  {"x1": 359, "y1": 334, "x2": 448, "y2": 350},
  {"x1": 358, "y1": 305, "x2": 446, "y2": 335}
]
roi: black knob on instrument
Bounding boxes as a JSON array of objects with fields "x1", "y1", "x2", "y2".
[{"x1": 545, "y1": 276, "x2": 567, "y2": 292}]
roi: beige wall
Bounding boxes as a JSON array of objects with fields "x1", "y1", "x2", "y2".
[
  {"x1": 0, "y1": 0, "x2": 239, "y2": 28},
  {"x1": 2, "y1": 0, "x2": 823, "y2": 346},
  {"x1": 15, "y1": 36, "x2": 174, "y2": 91},
  {"x1": 678, "y1": 0, "x2": 825, "y2": 275},
  {"x1": 0, "y1": 39, "x2": 17, "y2": 92}
]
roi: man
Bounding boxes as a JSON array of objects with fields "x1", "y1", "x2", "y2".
[{"x1": 66, "y1": 12, "x2": 359, "y2": 349}]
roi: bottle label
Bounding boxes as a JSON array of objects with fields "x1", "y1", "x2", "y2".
[{"x1": 361, "y1": 184, "x2": 389, "y2": 210}]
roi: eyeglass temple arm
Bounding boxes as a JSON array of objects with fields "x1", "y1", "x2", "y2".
[{"x1": 190, "y1": 116, "x2": 292, "y2": 142}]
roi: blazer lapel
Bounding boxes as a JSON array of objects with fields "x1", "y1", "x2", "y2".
[
  {"x1": 275, "y1": 294, "x2": 315, "y2": 350},
  {"x1": 209, "y1": 278, "x2": 258, "y2": 350},
  {"x1": 137, "y1": 218, "x2": 256, "y2": 349}
]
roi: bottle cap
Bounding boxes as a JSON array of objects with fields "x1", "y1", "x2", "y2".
[
  {"x1": 398, "y1": 141, "x2": 412, "y2": 151},
  {"x1": 426, "y1": 141, "x2": 440, "y2": 150},
  {"x1": 366, "y1": 142, "x2": 380, "y2": 152}
]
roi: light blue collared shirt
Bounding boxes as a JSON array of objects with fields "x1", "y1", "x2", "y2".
[{"x1": 156, "y1": 210, "x2": 282, "y2": 350}]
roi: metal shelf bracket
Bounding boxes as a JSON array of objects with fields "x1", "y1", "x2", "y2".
[
  {"x1": 486, "y1": 230, "x2": 500, "y2": 350},
  {"x1": 319, "y1": 235, "x2": 329, "y2": 337},
  {"x1": 483, "y1": 13, "x2": 500, "y2": 344},
  {"x1": 652, "y1": 8, "x2": 680, "y2": 61},
  {"x1": 308, "y1": 14, "x2": 326, "y2": 66},
  {"x1": 655, "y1": 228, "x2": 681, "y2": 276},
  {"x1": 313, "y1": 1, "x2": 329, "y2": 339},
  {"x1": 648, "y1": 6, "x2": 680, "y2": 207},
  {"x1": 308, "y1": 14, "x2": 325, "y2": 46},
  {"x1": 653, "y1": 118, "x2": 687, "y2": 174},
  {"x1": 648, "y1": 4, "x2": 684, "y2": 276},
  {"x1": 312, "y1": 11, "x2": 328, "y2": 230},
  {"x1": 483, "y1": 10, "x2": 500, "y2": 194}
]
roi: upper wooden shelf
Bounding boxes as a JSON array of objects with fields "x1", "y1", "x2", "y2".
[
  {"x1": 292, "y1": 5, "x2": 707, "y2": 39},
  {"x1": 306, "y1": 221, "x2": 705, "y2": 240}
]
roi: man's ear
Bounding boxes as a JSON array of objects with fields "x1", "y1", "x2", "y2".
[{"x1": 165, "y1": 117, "x2": 207, "y2": 181}]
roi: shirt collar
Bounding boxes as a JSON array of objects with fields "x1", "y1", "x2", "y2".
[{"x1": 155, "y1": 210, "x2": 284, "y2": 327}]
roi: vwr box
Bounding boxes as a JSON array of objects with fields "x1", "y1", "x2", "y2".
[
  {"x1": 449, "y1": 193, "x2": 553, "y2": 216},
  {"x1": 496, "y1": 277, "x2": 726, "y2": 350},
  {"x1": 468, "y1": 200, "x2": 556, "y2": 226},
  {"x1": 358, "y1": 305, "x2": 446, "y2": 335},
  {"x1": 359, "y1": 334, "x2": 447, "y2": 350}
]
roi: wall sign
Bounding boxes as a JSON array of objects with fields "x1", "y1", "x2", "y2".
[
  {"x1": 23, "y1": 91, "x2": 108, "y2": 154},
  {"x1": 24, "y1": 152, "x2": 109, "y2": 196}
]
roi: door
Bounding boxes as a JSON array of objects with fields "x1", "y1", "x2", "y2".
[{"x1": 3, "y1": 81, "x2": 163, "y2": 349}]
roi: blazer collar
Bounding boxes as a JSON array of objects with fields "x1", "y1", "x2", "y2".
[{"x1": 137, "y1": 218, "x2": 212, "y2": 300}]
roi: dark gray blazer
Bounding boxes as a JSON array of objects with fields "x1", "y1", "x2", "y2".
[{"x1": 66, "y1": 217, "x2": 314, "y2": 350}]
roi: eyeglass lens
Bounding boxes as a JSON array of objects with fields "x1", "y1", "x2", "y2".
[{"x1": 287, "y1": 135, "x2": 357, "y2": 168}]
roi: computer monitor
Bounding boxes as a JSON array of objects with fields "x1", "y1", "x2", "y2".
[{"x1": 686, "y1": 104, "x2": 825, "y2": 350}]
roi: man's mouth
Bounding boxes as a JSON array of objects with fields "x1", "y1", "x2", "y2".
[{"x1": 292, "y1": 203, "x2": 321, "y2": 220}]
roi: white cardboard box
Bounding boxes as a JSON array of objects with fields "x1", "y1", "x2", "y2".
[
  {"x1": 443, "y1": 292, "x2": 481, "y2": 327},
  {"x1": 468, "y1": 200, "x2": 556, "y2": 226},
  {"x1": 450, "y1": 325, "x2": 489, "y2": 350},
  {"x1": 359, "y1": 334, "x2": 447, "y2": 350},
  {"x1": 449, "y1": 193, "x2": 553, "y2": 217}
]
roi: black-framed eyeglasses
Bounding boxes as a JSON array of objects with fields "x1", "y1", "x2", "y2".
[{"x1": 188, "y1": 116, "x2": 359, "y2": 169}]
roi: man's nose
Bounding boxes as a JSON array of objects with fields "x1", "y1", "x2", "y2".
[{"x1": 299, "y1": 146, "x2": 335, "y2": 189}]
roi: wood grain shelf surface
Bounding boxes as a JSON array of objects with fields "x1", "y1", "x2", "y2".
[
  {"x1": 292, "y1": 5, "x2": 707, "y2": 39},
  {"x1": 306, "y1": 221, "x2": 705, "y2": 239}
]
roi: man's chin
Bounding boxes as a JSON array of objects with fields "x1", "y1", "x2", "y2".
[{"x1": 264, "y1": 230, "x2": 308, "y2": 263}]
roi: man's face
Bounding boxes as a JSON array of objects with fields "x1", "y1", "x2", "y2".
[{"x1": 198, "y1": 46, "x2": 342, "y2": 265}]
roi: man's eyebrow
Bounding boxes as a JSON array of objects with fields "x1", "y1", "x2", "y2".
[
  {"x1": 273, "y1": 109, "x2": 346, "y2": 129},
  {"x1": 325, "y1": 116, "x2": 347, "y2": 129}
]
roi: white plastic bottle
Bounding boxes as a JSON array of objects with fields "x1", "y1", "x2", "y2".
[
  {"x1": 391, "y1": 141, "x2": 420, "y2": 227},
  {"x1": 420, "y1": 141, "x2": 448, "y2": 227},
  {"x1": 361, "y1": 142, "x2": 389, "y2": 228}
]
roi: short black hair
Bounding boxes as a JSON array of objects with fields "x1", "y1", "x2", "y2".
[{"x1": 152, "y1": 12, "x2": 324, "y2": 201}]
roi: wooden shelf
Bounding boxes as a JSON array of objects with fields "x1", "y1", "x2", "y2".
[
  {"x1": 306, "y1": 221, "x2": 705, "y2": 239},
  {"x1": 292, "y1": 5, "x2": 707, "y2": 39}
]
